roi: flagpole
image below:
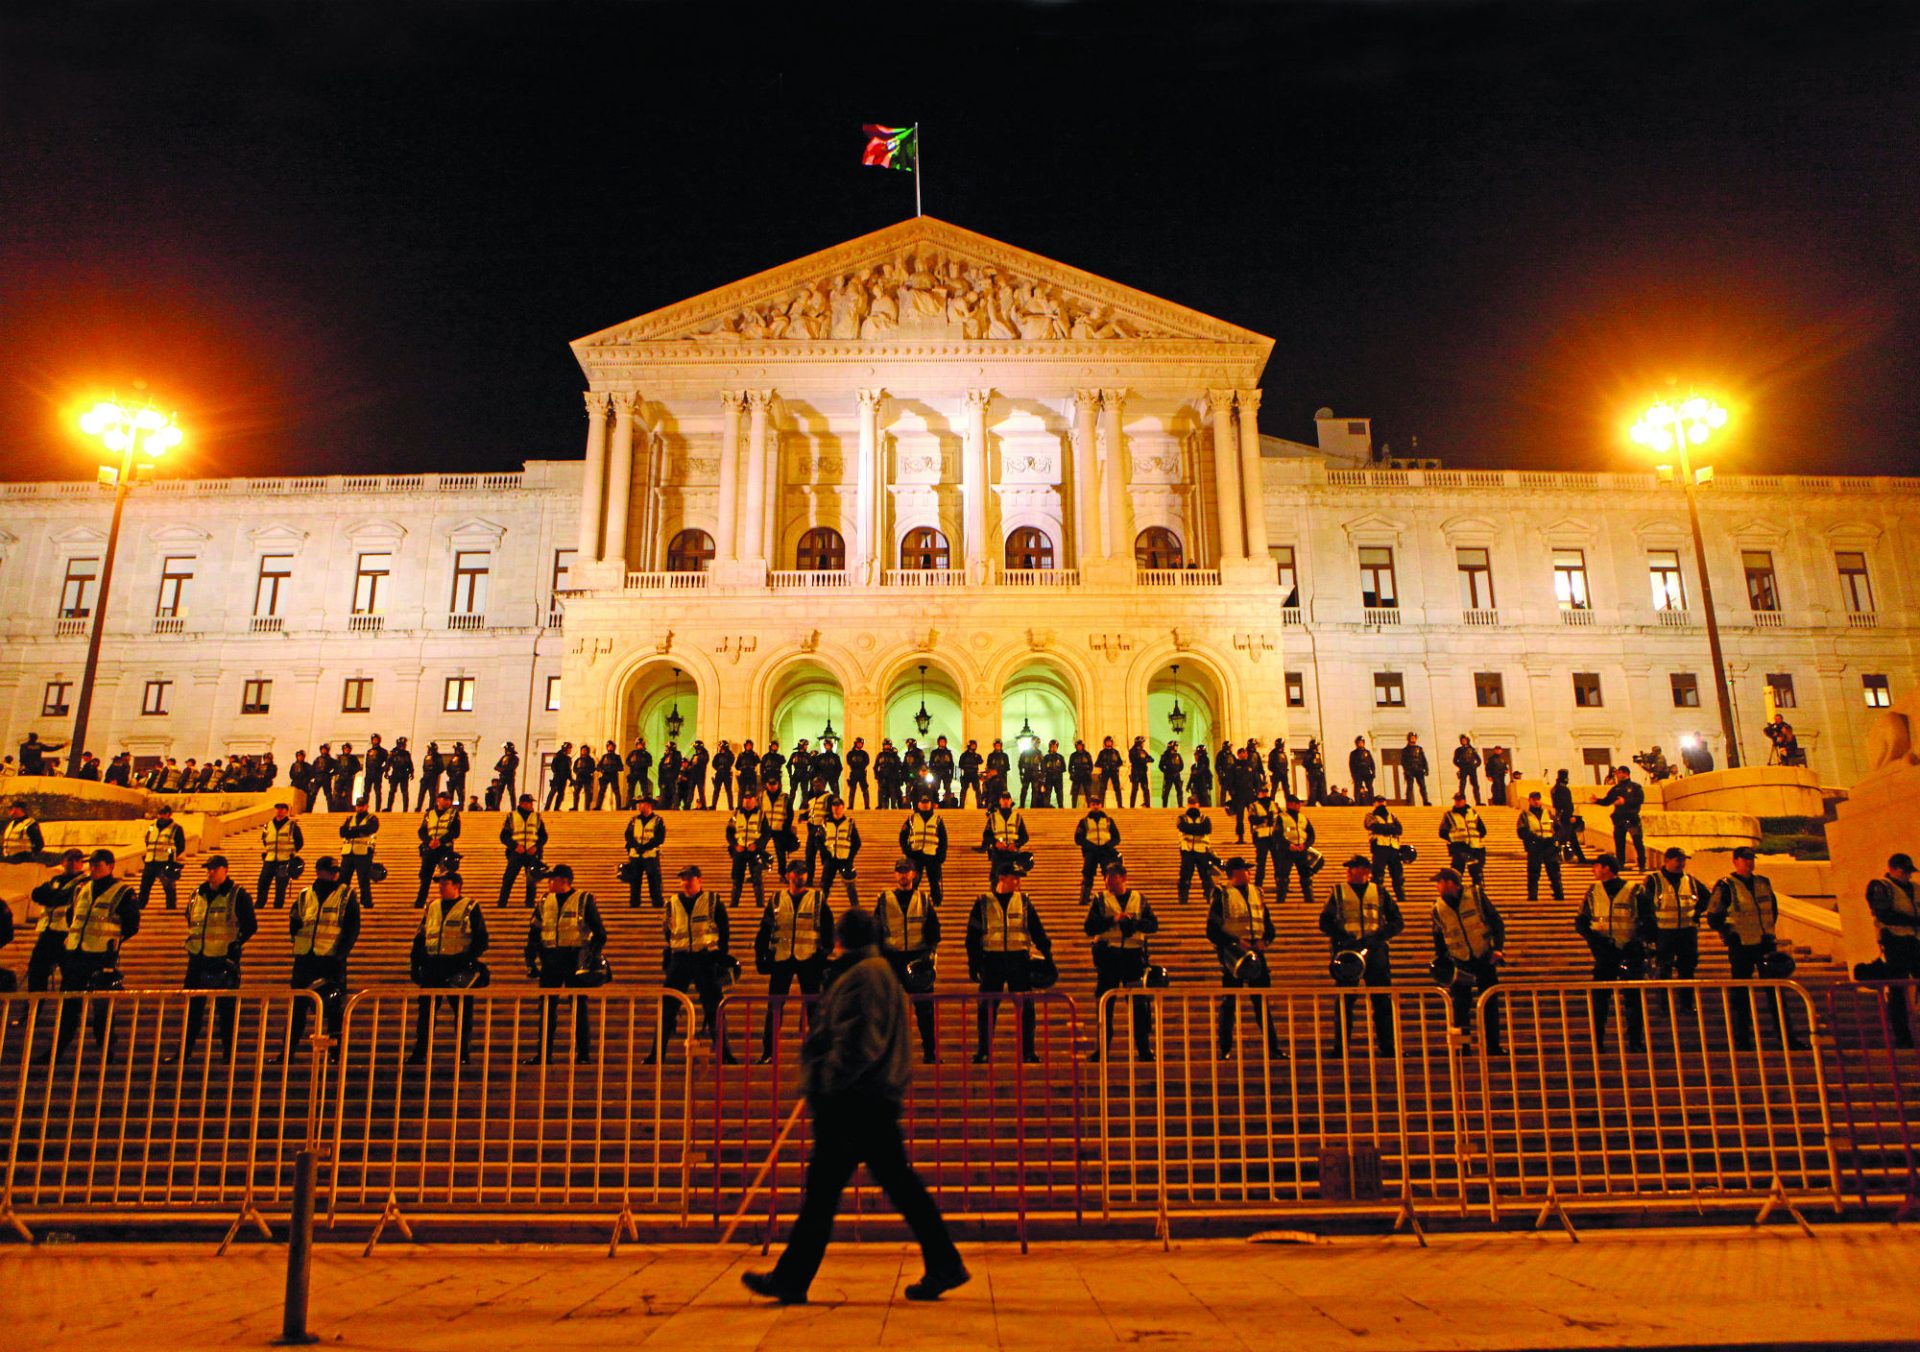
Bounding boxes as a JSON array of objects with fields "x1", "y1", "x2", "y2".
[{"x1": 914, "y1": 122, "x2": 922, "y2": 217}]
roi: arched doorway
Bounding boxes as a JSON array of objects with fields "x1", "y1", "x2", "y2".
[
  {"x1": 768, "y1": 661, "x2": 847, "y2": 760},
  {"x1": 884, "y1": 661, "x2": 963, "y2": 751},
  {"x1": 1001, "y1": 659, "x2": 1078, "y2": 758},
  {"x1": 1135, "y1": 527, "x2": 1183, "y2": 570},
  {"x1": 1145, "y1": 660, "x2": 1219, "y2": 767},
  {"x1": 624, "y1": 663, "x2": 700, "y2": 760}
]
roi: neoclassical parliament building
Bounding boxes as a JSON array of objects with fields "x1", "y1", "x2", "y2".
[{"x1": 1, "y1": 218, "x2": 1912, "y2": 788}]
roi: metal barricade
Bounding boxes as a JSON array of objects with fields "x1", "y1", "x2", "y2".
[
  {"x1": 1824, "y1": 979, "x2": 1918, "y2": 1217},
  {"x1": 324, "y1": 986, "x2": 698, "y2": 1251},
  {"x1": 1476, "y1": 980, "x2": 1839, "y2": 1233},
  {"x1": 706, "y1": 991, "x2": 1084, "y2": 1252},
  {"x1": 1094, "y1": 986, "x2": 1468, "y2": 1241},
  {"x1": 0, "y1": 990, "x2": 327, "y2": 1243}
]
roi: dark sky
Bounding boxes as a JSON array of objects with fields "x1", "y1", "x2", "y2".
[{"x1": 1, "y1": 0, "x2": 1915, "y2": 482}]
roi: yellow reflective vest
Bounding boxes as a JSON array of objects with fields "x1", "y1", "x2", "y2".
[
  {"x1": 627, "y1": 814, "x2": 664, "y2": 858},
  {"x1": 987, "y1": 809, "x2": 1025, "y2": 848},
  {"x1": 880, "y1": 888, "x2": 933, "y2": 955},
  {"x1": 1714, "y1": 874, "x2": 1778, "y2": 946},
  {"x1": 1331, "y1": 882, "x2": 1384, "y2": 943},
  {"x1": 729, "y1": 808, "x2": 766, "y2": 850},
  {"x1": 536, "y1": 889, "x2": 586, "y2": 949},
  {"x1": 420, "y1": 809, "x2": 458, "y2": 843},
  {"x1": 421, "y1": 896, "x2": 476, "y2": 956},
  {"x1": 65, "y1": 880, "x2": 133, "y2": 954},
  {"x1": 1367, "y1": 811, "x2": 1401, "y2": 850},
  {"x1": 667, "y1": 891, "x2": 721, "y2": 954},
  {"x1": 976, "y1": 892, "x2": 1030, "y2": 954},
  {"x1": 768, "y1": 888, "x2": 824, "y2": 963},
  {"x1": 1218, "y1": 883, "x2": 1267, "y2": 946},
  {"x1": 905, "y1": 811, "x2": 942, "y2": 856},
  {"x1": 1873, "y1": 877, "x2": 1920, "y2": 940},
  {"x1": 1095, "y1": 889, "x2": 1148, "y2": 949},
  {"x1": 1645, "y1": 870, "x2": 1705, "y2": 931},
  {"x1": 1080, "y1": 814, "x2": 1115, "y2": 849},
  {"x1": 820, "y1": 818, "x2": 856, "y2": 861},
  {"x1": 185, "y1": 884, "x2": 241, "y2": 957},
  {"x1": 261, "y1": 819, "x2": 300, "y2": 862},
  {"x1": 1247, "y1": 802, "x2": 1276, "y2": 840},
  {"x1": 340, "y1": 812, "x2": 378, "y2": 856},
  {"x1": 143, "y1": 822, "x2": 180, "y2": 863},
  {"x1": 1279, "y1": 811, "x2": 1310, "y2": 850},
  {"x1": 1518, "y1": 808, "x2": 1555, "y2": 842},
  {"x1": 292, "y1": 885, "x2": 348, "y2": 957},
  {"x1": 1584, "y1": 880, "x2": 1643, "y2": 946},
  {"x1": 506, "y1": 809, "x2": 543, "y2": 853},
  {"x1": 1435, "y1": 889, "x2": 1495, "y2": 963},
  {"x1": 2, "y1": 817, "x2": 38, "y2": 855}
]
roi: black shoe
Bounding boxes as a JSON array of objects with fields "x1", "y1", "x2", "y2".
[
  {"x1": 905, "y1": 1265, "x2": 971, "y2": 1301},
  {"x1": 740, "y1": 1270, "x2": 808, "y2": 1305},
  {"x1": 1894, "y1": 1035, "x2": 1915, "y2": 1050},
  {"x1": 1218, "y1": 1045, "x2": 1236, "y2": 1061},
  {"x1": 640, "y1": 1052, "x2": 659, "y2": 1067},
  {"x1": 404, "y1": 1051, "x2": 425, "y2": 1066},
  {"x1": 1787, "y1": 1037, "x2": 1812, "y2": 1052},
  {"x1": 1267, "y1": 1043, "x2": 1289, "y2": 1061},
  {"x1": 1732, "y1": 1037, "x2": 1755, "y2": 1052},
  {"x1": 1022, "y1": 1051, "x2": 1040, "y2": 1065},
  {"x1": 719, "y1": 1047, "x2": 739, "y2": 1065},
  {"x1": 574, "y1": 1053, "x2": 594, "y2": 1066},
  {"x1": 160, "y1": 1050, "x2": 184, "y2": 1066},
  {"x1": 1626, "y1": 1040, "x2": 1646, "y2": 1054},
  {"x1": 1138, "y1": 1051, "x2": 1156, "y2": 1063},
  {"x1": 971, "y1": 1051, "x2": 989, "y2": 1065},
  {"x1": 521, "y1": 1054, "x2": 548, "y2": 1066},
  {"x1": 755, "y1": 1051, "x2": 774, "y2": 1066}
]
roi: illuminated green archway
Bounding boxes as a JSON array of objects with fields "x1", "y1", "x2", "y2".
[
  {"x1": 1145, "y1": 661, "x2": 1218, "y2": 767},
  {"x1": 884, "y1": 661, "x2": 963, "y2": 753}
]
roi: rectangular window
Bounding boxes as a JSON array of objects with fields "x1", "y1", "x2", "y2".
[
  {"x1": 241, "y1": 678, "x2": 272, "y2": 715},
  {"x1": 1284, "y1": 671, "x2": 1306, "y2": 708},
  {"x1": 1552, "y1": 548, "x2": 1591, "y2": 610},
  {"x1": 1358, "y1": 546, "x2": 1397, "y2": 608},
  {"x1": 155, "y1": 555, "x2": 194, "y2": 617},
  {"x1": 1837, "y1": 550, "x2": 1875, "y2": 613},
  {"x1": 141, "y1": 679, "x2": 172, "y2": 716},
  {"x1": 551, "y1": 547, "x2": 577, "y2": 596},
  {"x1": 255, "y1": 555, "x2": 292, "y2": 617},
  {"x1": 450, "y1": 550, "x2": 490, "y2": 615},
  {"x1": 545, "y1": 675, "x2": 562, "y2": 712},
  {"x1": 1583, "y1": 747, "x2": 1615, "y2": 784},
  {"x1": 1456, "y1": 547, "x2": 1495, "y2": 609},
  {"x1": 1373, "y1": 671, "x2": 1405, "y2": 708},
  {"x1": 443, "y1": 676, "x2": 475, "y2": 713},
  {"x1": 1573, "y1": 671, "x2": 1604, "y2": 708},
  {"x1": 41, "y1": 680, "x2": 71, "y2": 717},
  {"x1": 1272, "y1": 546, "x2": 1298, "y2": 608},
  {"x1": 1766, "y1": 673, "x2": 1797, "y2": 709},
  {"x1": 1473, "y1": 672, "x2": 1505, "y2": 708},
  {"x1": 352, "y1": 552, "x2": 391, "y2": 615},
  {"x1": 1670, "y1": 673, "x2": 1701, "y2": 708},
  {"x1": 1648, "y1": 549, "x2": 1686, "y2": 611},
  {"x1": 341, "y1": 678, "x2": 373, "y2": 714},
  {"x1": 1865, "y1": 674, "x2": 1893, "y2": 708},
  {"x1": 59, "y1": 557, "x2": 99, "y2": 618},
  {"x1": 1743, "y1": 550, "x2": 1780, "y2": 612}
]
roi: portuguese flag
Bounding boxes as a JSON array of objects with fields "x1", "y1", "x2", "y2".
[{"x1": 862, "y1": 124, "x2": 917, "y2": 171}]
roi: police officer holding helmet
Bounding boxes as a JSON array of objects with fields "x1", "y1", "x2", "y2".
[
  {"x1": 755, "y1": 858, "x2": 833, "y2": 1064},
  {"x1": 649, "y1": 864, "x2": 736, "y2": 1064},
  {"x1": 257, "y1": 802, "x2": 304, "y2": 910},
  {"x1": 1319, "y1": 854, "x2": 1404, "y2": 1055},
  {"x1": 1866, "y1": 852, "x2": 1920, "y2": 1047},
  {"x1": 279, "y1": 856, "x2": 360, "y2": 1062},
  {"x1": 1205, "y1": 855, "x2": 1285, "y2": 1060},
  {"x1": 408, "y1": 871, "x2": 489, "y2": 1065},
  {"x1": 165, "y1": 854, "x2": 258, "y2": 1064},
  {"x1": 1430, "y1": 866, "x2": 1505, "y2": 1054},
  {"x1": 966, "y1": 861, "x2": 1052, "y2": 1064},
  {"x1": 877, "y1": 858, "x2": 942, "y2": 1064},
  {"x1": 1707, "y1": 846, "x2": 1809, "y2": 1051},
  {"x1": 1085, "y1": 859, "x2": 1158, "y2": 1062},
  {"x1": 1575, "y1": 854, "x2": 1651, "y2": 1053},
  {"x1": 523, "y1": 863, "x2": 606, "y2": 1064}
]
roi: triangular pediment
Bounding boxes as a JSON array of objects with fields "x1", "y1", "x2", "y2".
[{"x1": 573, "y1": 217, "x2": 1272, "y2": 356}]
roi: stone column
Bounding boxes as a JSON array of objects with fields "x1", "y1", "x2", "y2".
[
  {"x1": 963, "y1": 388, "x2": 993, "y2": 577},
  {"x1": 603, "y1": 392, "x2": 636, "y2": 568},
  {"x1": 856, "y1": 389, "x2": 884, "y2": 578},
  {"x1": 741, "y1": 390, "x2": 773, "y2": 565},
  {"x1": 715, "y1": 391, "x2": 742, "y2": 562},
  {"x1": 577, "y1": 391, "x2": 610, "y2": 560},
  {"x1": 1071, "y1": 389, "x2": 1101, "y2": 565},
  {"x1": 1207, "y1": 389, "x2": 1244, "y2": 564},
  {"x1": 1100, "y1": 389, "x2": 1133, "y2": 561},
  {"x1": 1236, "y1": 389, "x2": 1269, "y2": 562}
]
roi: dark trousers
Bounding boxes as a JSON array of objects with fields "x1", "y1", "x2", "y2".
[
  {"x1": 1177, "y1": 851, "x2": 1210, "y2": 905},
  {"x1": 340, "y1": 854, "x2": 376, "y2": 909},
  {"x1": 1252, "y1": 837, "x2": 1278, "y2": 889},
  {"x1": 657, "y1": 953, "x2": 728, "y2": 1055},
  {"x1": 712, "y1": 775, "x2": 735, "y2": 810},
  {"x1": 1370, "y1": 846, "x2": 1406, "y2": 908},
  {"x1": 544, "y1": 779, "x2": 567, "y2": 810},
  {"x1": 1217, "y1": 953, "x2": 1281, "y2": 1055},
  {"x1": 498, "y1": 854, "x2": 540, "y2": 908},
  {"x1": 1446, "y1": 959, "x2": 1502, "y2": 1051},
  {"x1": 626, "y1": 773, "x2": 649, "y2": 807},
  {"x1": 1160, "y1": 776, "x2": 1181, "y2": 807},
  {"x1": 846, "y1": 776, "x2": 870, "y2": 809},
  {"x1": 416, "y1": 777, "x2": 440, "y2": 811},
  {"x1": 286, "y1": 954, "x2": 345, "y2": 1054},
  {"x1": 595, "y1": 776, "x2": 623, "y2": 810},
  {"x1": 535, "y1": 958, "x2": 592, "y2": 1060},
  {"x1": 820, "y1": 857, "x2": 858, "y2": 909},
  {"x1": 1881, "y1": 934, "x2": 1920, "y2": 1046},
  {"x1": 885, "y1": 954, "x2": 940, "y2": 1060},
  {"x1": 1406, "y1": 773, "x2": 1430, "y2": 806},
  {"x1": 912, "y1": 856, "x2": 944, "y2": 908},
  {"x1": 257, "y1": 863, "x2": 292, "y2": 909},
  {"x1": 1129, "y1": 775, "x2": 1150, "y2": 808},
  {"x1": 975, "y1": 955, "x2": 1035, "y2": 1057},
  {"x1": 1331, "y1": 946, "x2": 1395, "y2": 1054},
  {"x1": 570, "y1": 779, "x2": 592, "y2": 810},
  {"x1": 770, "y1": 1096, "x2": 961, "y2": 1295},
  {"x1": 730, "y1": 854, "x2": 766, "y2": 909},
  {"x1": 1092, "y1": 949, "x2": 1153, "y2": 1057},
  {"x1": 1726, "y1": 942, "x2": 1801, "y2": 1046},
  {"x1": 411, "y1": 989, "x2": 475, "y2": 1061},
  {"x1": 627, "y1": 857, "x2": 663, "y2": 908},
  {"x1": 139, "y1": 862, "x2": 177, "y2": 909},
  {"x1": 179, "y1": 956, "x2": 240, "y2": 1059},
  {"x1": 1079, "y1": 854, "x2": 1109, "y2": 906},
  {"x1": 1653, "y1": 928, "x2": 1700, "y2": 989},
  {"x1": 958, "y1": 775, "x2": 979, "y2": 809},
  {"x1": 1525, "y1": 845, "x2": 1564, "y2": 900},
  {"x1": 1489, "y1": 776, "x2": 1508, "y2": 807},
  {"x1": 52, "y1": 952, "x2": 116, "y2": 1053},
  {"x1": 1096, "y1": 770, "x2": 1121, "y2": 806},
  {"x1": 1273, "y1": 852, "x2": 1314, "y2": 908},
  {"x1": 26, "y1": 930, "x2": 66, "y2": 993},
  {"x1": 1588, "y1": 941, "x2": 1647, "y2": 1050},
  {"x1": 761, "y1": 960, "x2": 823, "y2": 1055},
  {"x1": 1613, "y1": 818, "x2": 1647, "y2": 872},
  {"x1": 1555, "y1": 812, "x2": 1588, "y2": 863},
  {"x1": 1447, "y1": 843, "x2": 1486, "y2": 888},
  {"x1": 415, "y1": 848, "x2": 455, "y2": 907},
  {"x1": 1456, "y1": 768, "x2": 1481, "y2": 804}
]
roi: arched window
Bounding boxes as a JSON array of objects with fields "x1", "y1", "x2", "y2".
[
  {"x1": 665, "y1": 529, "x2": 715, "y2": 573},
  {"x1": 900, "y1": 527, "x2": 950, "y2": 570},
  {"x1": 796, "y1": 526, "x2": 846, "y2": 572},
  {"x1": 1135, "y1": 527, "x2": 1183, "y2": 570},
  {"x1": 1004, "y1": 527, "x2": 1055, "y2": 571}
]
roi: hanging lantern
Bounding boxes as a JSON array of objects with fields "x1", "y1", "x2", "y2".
[
  {"x1": 914, "y1": 664, "x2": 933, "y2": 736},
  {"x1": 820, "y1": 714, "x2": 838, "y2": 744},
  {"x1": 1167, "y1": 663, "x2": 1188, "y2": 737},
  {"x1": 664, "y1": 667, "x2": 685, "y2": 740}
]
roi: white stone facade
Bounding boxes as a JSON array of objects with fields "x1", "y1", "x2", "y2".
[{"x1": 0, "y1": 218, "x2": 1913, "y2": 787}]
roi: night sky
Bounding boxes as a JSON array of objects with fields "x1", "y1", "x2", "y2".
[{"x1": 2, "y1": 0, "x2": 1915, "y2": 482}]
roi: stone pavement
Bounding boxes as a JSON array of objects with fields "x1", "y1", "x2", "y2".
[{"x1": 3, "y1": 1228, "x2": 1917, "y2": 1349}]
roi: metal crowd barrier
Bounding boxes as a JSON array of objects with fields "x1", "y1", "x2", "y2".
[
  {"x1": 0, "y1": 990, "x2": 328, "y2": 1244},
  {"x1": 323, "y1": 986, "x2": 699, "y2": 1253},
  {"x1": 1824, "y1": 979, "x2": 1919, "y2": 1218},
  {"x1": 1475, "y1": 980, "x2": 1839, "y2": 1233},
  {"x1": 1094, "y1": 987, "x2": 1466, "y2": 1242},
  {"x1": 706, "y1": 991, "x2": 1084, "y2": 1253}
]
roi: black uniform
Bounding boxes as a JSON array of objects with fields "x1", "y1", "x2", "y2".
[
  {"x1": 1402, "y1": 742, "x2": 1430, "y2": 806},
  {"x1": 1515, "y1": 804, "x2": 1563, "y2": 900},
  {"x1": 754, "y1": 885, "x2": 834, "y2": 1060},
  {"x1": 1867, "y1": 873, "x2": 1920, "y2": 1047},
  {"x1": 1206, "y1": 879, "x2": 1284, "y2": 1057},
  {"x1": 56, "y1": 875, "x2": 142, "y2": 1054},
  {"x1": 256, "y1": 817, "x2": 305, "y2": 909},
  {"x1": 966, "y1": 887, "x2": 1051, "y2": 1061},
  {"x1": 523, "y1": 887, "x2": 608, "y2": 1062},
  {"x1": 1073, "y1": 809, "x2": 1122, "y2": 904},
  {"x1": 844, "y1": 744, "x2": 871, "y2": 809},
  {"x1": 285, "y1": 876, "x2": 362, "y2": 1056},
  {"x1": 1432, "y1": 884, "x2": 1505, "y2": 1052},
  {"x1": 1575, "y1": 876, "x2": 1652, "y2": 1052},
  {"x1": 1127, "y1": 743, "x2": 1152, "y2": 808},
  {"x1": 1596, "y1": 778, "x2": 1647, "y2": 872},
  {"x1": 1086, "y1": 886, "x2": 1158, "y2": 1058},
  {"x1": 175, "y1": 878, "x2": 260, "y2": 1061},
  {"x1": 652, "y1": 887, "x2": 734, "y2": 1061},
  {"x1": 1176, "y1": 806, "x2": 1213, "y2": 905},
  {"x1": 136, "y1": 819, "x2": 187, "y2": 909},
  {"x1": 337, "y1": 809, "x2": 380, "y2": 909},
  {"x1": 899, "y1": 808, "x2": 949, "y2": 907},
  {"x1": 877, "y1": 882, "x2": 943, "y2": 1061},
  {"x1": 1093, "y1": 745, "x2": 1123, "y2": 807},
  {"x1": 1319, "y1": 877, "x2": 1405, "y2": 1054},
  {"x1": 408, "y1": 895, "x2": 490, "y2": 1063},
  {"x1": 624, "y1": 811, "x2": 667, "y2": 907}
]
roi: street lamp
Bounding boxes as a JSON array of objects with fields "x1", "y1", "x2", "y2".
[
  {"x1": 664, "y1": 668, "x2": 685, "y2": 741},
  {"x1": 913, "y1": 665, "x2": 933, "y2": 737},
  {"x1": 67, "y1": 398, "x2": 183, "y2": 779},
  {"x1": 1167, "y1": 663, "x2": 1188, "y2": 737},
  {"x1": 1630, "y1": 395, "x2": 1740, "y2": 768}
]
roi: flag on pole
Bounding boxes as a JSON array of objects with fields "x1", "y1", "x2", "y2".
[{"x1": 861, "y1": 124, "x2": 917, "y2": 172}]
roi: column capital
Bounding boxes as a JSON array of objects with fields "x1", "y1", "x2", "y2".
[
  {"x1": 857, "y1": 387, "x2": 887, "y2": 411},
  {"x1": 609, "y1": 390, "x2": 637, "y2": 417},
  {"x1": 1236, "y1": 388, "x2": 1262, "y2": 416},
  {"x1": 1099, "y1": 387, "x2": 1128, "y2": 409},
  {"x1": 1073, "y1": 388, "x2": 1102, "y2": 410},
  {"x1": 1206, "y1": 389, "x2": 1237, "y2": 417},
  {"x1": 583, "y1": 390, "x2": 610, "y2": 418},
  {"x1": 746, "y1": 388, "x2": 776, "y2": 412},
  {"x1": 964, "y1": 387, "x2": 995, "y2": 411},
  {"x1": 720, "y1": 389, "x2": 745, "y2": 411}
]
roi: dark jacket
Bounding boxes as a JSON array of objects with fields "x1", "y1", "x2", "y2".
[
  {"x1": 1596, "y1": 779, "x2": 1646, "y2": 821},
  {"x1": 802, "y1": 949, "x2": 914, "y2": 1106}
]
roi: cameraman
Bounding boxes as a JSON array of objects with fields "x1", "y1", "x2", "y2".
[
  {"x1": 1596, "y1": 766, "x2": 1647, "y2": 872},
  {"x1": 1764, "y1": 715, "x2": 1806, "y2": 767}
]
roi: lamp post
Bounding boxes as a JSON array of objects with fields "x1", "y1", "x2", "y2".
[
  {"x1": 67, "y1": 399, "x2": 183, "y2": 779},
  {"x1": 1630, "y1": 395, "x2": 1739, "y2": 768}
]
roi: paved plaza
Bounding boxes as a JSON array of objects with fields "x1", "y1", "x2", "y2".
[{"x1": 3, "y1": 1227, "x2": 1916, "y2": 1349}]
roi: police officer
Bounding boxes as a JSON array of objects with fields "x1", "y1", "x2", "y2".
[
  {"x1": 874, "y1": 739, "x2": 902, "y2": 810},
  {"x1": 1551, "y1": 769, "x2": 1587, "y2": 864},
  {"x1": 364, "y1": 734, "x2": 391, "y2": 807},
  {"x1": 1439, "y1": 791, "x2": 1488, "y2": 887},
  {"x1": 414, "y1": 791, "x2": 462, "y2": 908},
  {"x1": 899, "y1": 790, "x2": 948, "y2": 908},
  {"x1": 417, "y1": 742, "x2": 445, "y2": 811},
  {"x1": 1073, "y1": 801, "x2": 1121, "y2": 905},
  {"x1": 1644, "y1": 846, "x2": 1710, "y2": 1011},
  {"x1": 877, "y1": 858, "x2": 942, "y2": 1063},
  {"x1": 1867, "y1": 853, "x2": 1920, "y2": 1047},
  {"x1": 496, "y1": 792, "x2": 548, "y2": 909},
  {"x1": 817, "y1": 797, "x2": 861, "y2": 908},
  {"x1": 1205, "y1": 855, "x2": 1284, "y2": 1060},
  {"x1": 1402, "y1": 733, "x2": 1431, "y2": 806},
  {"x1": 929, "y1": 736, "x2": 956, "y2": 804},
  {"x1": 1364, "y1": 795, "x2": 1407, "y2": 908},
  {"x1": 1452, "y1": 735, "x2": 1482, "y2": 804},
  {"x1": 408, "y1": 871, "x2": 488, "y2": 1065},
  {"x1": 726, "y1": 787, "x2": 770, "y2": 910},
  {"x1": 1575, "y1": 854, "x2": 1651, "y2": 1053},
  {"x1": 649, "y1": 865, "x2": 736, "y2": 1064},
  {"x1": 1274, "y1": 794, "x2": 1318, "y2": 907},
  {"x1": 1094, "y1": 736, "x2": 1123, "y2": 807},
  {"x1": 252, "y1": 801, "x2": 303, "y2": 911},
  {"x1": 338, "y1": 796, "x2": 380, "y2": 910},
  {"x1": 982, "y1": 788, "x2": 1030, "y2": 877},
  {"x1": 981, "y1": 739, "x2": 1010, "y2": 806},
  {"x1": 2, "y1": 803, "x2": 44, "y2": 862},
  {"x1": 545, "y1": 742, "x2": 573, "y2": 810},
  {"x1": 1069, "y1": 739, "x2": 1094, "y2": 808},
  {"x1": 279, "y1": 856, "x2": 360, "y2": 1061},
  {"x1": 1245, "y1": 784, "x2": 1279, "y2": 893},
  {"x1": 1128, "y1": 737, "x2": 1152, "y2": 808},
  {"x1": 1431, "y1": 866, "x2": 1505, "y2": 1053},
  {"x1": 1596, "y1": 765, "x2": 1648, "y2": 872},
  {"x1": 844, "y1": 737, "x2": 871, "y2": 810},
  {"x1": 1319, "y1": 854, "x2": 1404, "y2": 1056},
  {"x1": 762, "y1": 780, "x2": 796, "y2": 877},
  {"x1": 165, "y1": 855, "x2": 258, "y2": 1064},
  {"x1": 1349, "y1": 737, "x2": 1376, "y2": 803},
  {"x1": 1016, "y1": 739, "x2": 1043, "y2": 808},
  {"x1": 138, "y1": 804, "x2": 187, "y2": 909},
  {"x1": 595, "y1": 741, "x2": 624, "y2": 810},
  {"x1": 1086, "y1": 860, "x2": 1157, "y2": 1062},
  {"x1": 1042, "y1": 739, "x2": 1067, "y2": 810},
  {"x1": 801, "y1": 778, "x2": 833, "y2": 882},
  {"x1": 626, "y1": 738, "x2": 653, "y2": 807},
  {"x1": 1158, "y1": 740, "x2": 1185, "y2": 808},
  {"x1": 623, "y1": 796, "x2": 667, "y2": 908},
  {"x1": 1516, "y1": 790, "x2": 1562, "y2": 901},
  {"x1": 53, "y1": 849, "x2": 141, "y2": 1058},
  {"x1": 755, "y1": 859, "x2": 833, "y2": 1064},
  {"x1": 1707, "y1": 846, "x2": 1809, "y2": 1051},
  {"x1": 23, "y1": 849, "x2": 85, "y2": 998},
  {"x1": 385, "y1": 737, "x2": 414, "y2": 812},
  {"x1": 1176, "y1": 794, "x2": 1214, "y2": 905},
  {"x1": 523, "y1": 864, "x2": 606, "y2": 1065},
  {"x1": 966, "y1": 862, "x2": 1051, "y2": 1064}
]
